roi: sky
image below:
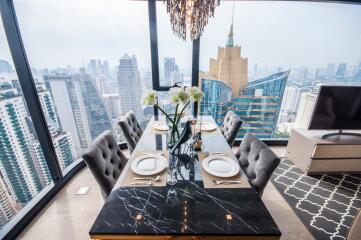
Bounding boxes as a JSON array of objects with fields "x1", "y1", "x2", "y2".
[{"x1": 1, "y1": 0, "x2": 361, "y2": 72}]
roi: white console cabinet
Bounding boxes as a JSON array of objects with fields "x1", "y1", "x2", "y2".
[{"x1": 286, "y1": 129, "x2": 361, "y2": 174}]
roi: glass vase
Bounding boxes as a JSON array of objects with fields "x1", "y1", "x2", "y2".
[{"x1": 166, "y1": 114, "x2": 181, "y2": 149}]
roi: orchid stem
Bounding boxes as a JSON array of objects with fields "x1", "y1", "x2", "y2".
[
  {"x1": 155, "y1": 104, "x2": 174, "y2": 124},
  {"x1": 175, "y1": 101, "x2": 190, "y2": 127}
]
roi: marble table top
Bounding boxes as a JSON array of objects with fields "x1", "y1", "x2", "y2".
[{"x1": 89, "y1": 116, "x2": 281, "y2": 238}]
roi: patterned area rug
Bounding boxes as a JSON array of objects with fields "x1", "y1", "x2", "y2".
[{"x1": 270, "y1": 159, "x2": 361, "y2": 240}]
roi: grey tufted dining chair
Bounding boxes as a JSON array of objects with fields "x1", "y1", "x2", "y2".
[
  {"x1": 118, "y1": 111, "x2": 143, "y2": 153},
  {"x1": 82, "y1": 130, "x2": 128, "y2": 199},
  {"x1": 235, "y1": 133, "x2": 280, "y2": 196},
  {"x1": 347, "y1": 209, "x2": 361, "y2": 240},
  {"x1": 219, "y1": 110, "x2": 242, "y2": 146}
]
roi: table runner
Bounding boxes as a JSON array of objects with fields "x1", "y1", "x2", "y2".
[
  {"x1": 118, "y1": 150, "x2": 168, "y2": 187},
  {"x1": 198, "y1": 152, "x2": 249, "y2": 189}
]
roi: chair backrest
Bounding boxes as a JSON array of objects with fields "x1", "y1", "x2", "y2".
[
  {"x1": 219, "y1": 110, "x2": 242, "y2": 146},
  {"x1": 118, "y1": 111, "x2": 143, "y2": 153},
  {"x1": 347, "y1": 209, "x2": 361, "y2": 240},
  {"x1": 82, "y1": 130, "x2": 128, "y2": 198},
  {"x1": 236, "y1": 133, "x2": 280, "y2": 196}
]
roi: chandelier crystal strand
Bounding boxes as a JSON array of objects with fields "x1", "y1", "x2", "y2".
[{"x1": 165, "y1": 0, "x2": 220, "y2": 41}]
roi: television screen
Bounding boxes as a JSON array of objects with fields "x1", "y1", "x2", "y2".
[{"x1": 309, "y1": 86, "x2": 361, "y2": 130}]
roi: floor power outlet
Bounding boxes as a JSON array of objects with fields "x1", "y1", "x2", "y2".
[{"x1": 76, "y1": 186, "x2": 90, "y2": 195}]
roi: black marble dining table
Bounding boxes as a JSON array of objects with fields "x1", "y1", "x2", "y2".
[{"x1": 89, "y1": 116, "x2": 281, "y2": 240}]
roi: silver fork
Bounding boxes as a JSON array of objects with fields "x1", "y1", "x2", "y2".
[
  {"x1": 141, "y1": 152, "x2": 164, "y2": 156},
  {"x1": 130, "y1": 180, "x2": 152, "y2": 186},
  {"x1": 208, "y1": 152, "x2": 227, "y2": 156},
  {"x1": 133, "y1": 176, "x2": 160, "y2": 182},
  {"x1": 213, "y1": 180, "x2": 242, "y2": 185}
]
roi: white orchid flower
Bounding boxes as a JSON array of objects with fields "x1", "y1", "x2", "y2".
[
  {"x1": 142, "y1": 90, "x2": 157, "y2": 106},
  {"x1": 187, "y1": 86, "x2": 204, "y2": 102},
  {"x1": 170, "y1": 87, "x2": 189, "y2": 105}
]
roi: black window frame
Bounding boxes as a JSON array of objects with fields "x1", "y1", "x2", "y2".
[
  {"x1": 0, "y1": 1, "x2": 86, "y2": 239},
  {"x1": 1, "y1": 0, "x2": 360, "y2": 239},
  {"x1": 148, "y1": 0, "x2": 200, "y2": 116}
]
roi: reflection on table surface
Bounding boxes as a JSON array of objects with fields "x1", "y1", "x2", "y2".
[{"x1": 89, "y1": 116, "x2": 281, "y2": 239}]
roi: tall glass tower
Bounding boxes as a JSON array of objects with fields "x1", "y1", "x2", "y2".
[
  {"x1": 0, "y1": 80, "x2": 42, "y2": 204},
  {"x1": 117, "y1": 54, "x2": 143, "y2": 122},
  {"x1": 0, "y1": 177, "x2": 17, "y2": 228},
  {"x1": 44, "y1": 72, "x2": 112, "y2": 153},
  {"x1": 201, "y1": 71, "x2": 289, "y2": 138}
]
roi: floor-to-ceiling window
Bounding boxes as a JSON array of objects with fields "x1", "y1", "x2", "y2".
[
  {"x1": 13, "y1": 0, "x2": 153, "y2": 171},
  {"x1": 153, "y1": 1, "x2": 195, "y2": 115},
  {"x1": 199, "y1": 1, "x2": 361, "y2": 139},
  {"x1": 1, "y1": 0, "x2": 361, "y2": 238},
  {"x1": 0, "y1": 13, "x2": 53, "y2": 234}
]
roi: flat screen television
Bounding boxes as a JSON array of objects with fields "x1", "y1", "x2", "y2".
[{"x1": 309, "y1": 86, "x2": 361, "y2": 138}]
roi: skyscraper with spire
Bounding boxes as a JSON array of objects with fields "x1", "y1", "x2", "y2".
[
  {"x1": 200, "y1": 10, "x2": 289, "y2": 138},
  {"x1": 203, "y1": 10, "x2": 248, "y2": 97}
]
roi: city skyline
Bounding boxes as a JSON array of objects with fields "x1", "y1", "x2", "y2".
[
  {"x1": 0, "y1": 0, "x2": 361, "y2": 230},
  {"x1": 0, "y1": 49, "x2": 360, "y2": 230},
  {"x1": 0, "y1": 1, "x2": 360, "y2": 71}
]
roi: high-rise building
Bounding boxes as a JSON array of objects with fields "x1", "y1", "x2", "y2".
[
  {"x1": 235, "y1": 71, "x2": 289, "y2": 138},
  {"x1": 325, "y1": 63, "x2": 336, "y2": 77},
  {"x1": 294, "y1": 92, "x2": 317, "y2": 129},
  {"x1": 86, "y1": 59, "x2": 111, "y2": 95},
  {"x1": 77, "y1": 72, "x2": 113, "y2": 141},
  {"x1": 164, "y1": 57, "x2": 178, "y2": 86},
  {"x1": 298, "y1": 68, "x2": 309, "y2": 80},
  {"x1": 87, "y1": 59, "x2": 110, "y2": 77},
  {"x1": 27, "y1": 116, "x2": 76, "y2": 186},
  {"x1": 253, "y1": 64, "x2": 258, "y2": 78},
  {"x1": 0, "y1": 176, "x2": 17, "y2": 228},
  {"x1": 200, "y1": 20, "x2": 287, "y2": 138},
  {"x1": 201, "y1": 71, "x2": 289, "y2": 138},
  {"x1": 44, "y1": 75, "x2": 91, "y2": 152},
  {"x1": 200, "y1": 79, "x2": 232, "y2": 118},
  {"x1": 117, "y1": 54, "x2": 143, "y2": 122},
  {"x1": 44, "y1": 72, "x2": 112, "y2": 153},
  {"x1": 171, "y1": 70, "x2": 184, "y2": 86},
  {"x1": 280, "y1": 86, "x2": 301, "y2": 114},
  {"x1": 26, "y1": 116, "x2": 52, "y2": 187},
  {"x1": 102, "y1": 93, "x2": 121, "y2": 121},
  {"x1": 346, "y1": 65, "x2": 357, "y2": 78},
  {"x1": 0, "y1": 80, "x2": 43, "y2": 204},
  {"x1": 36, "y1": 83, "x2": 60, "y2": 129},
  {"x1": 335, "y1": 63, "x2": 347, "y2": 79},
  {"x1": 314, "y1": 68, "x2": 322, "y2": 80},
  {"x1": 52, "y1": 131, "x2": 76, "y2": 170},
  {"x1": 353, "y1": 63, "x2": 361, "y2": 83},
  {"x1": 0, "y1": 60, "x2": 13, "y2": 74},
  {"x1": 202, "y1": 21, "x2": 248, "y2": 97}
]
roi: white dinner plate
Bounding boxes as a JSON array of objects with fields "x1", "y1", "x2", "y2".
[
  {"x1": 131, "y1": 154, "x2": 167, "y2": 176},
  {"x1": 153, "y1": 122, "x2": 169, "y2": 131},
  {"x1": 196, "y1": 122, "x2": 217, "y2": 131},
  {"x1": 202, "y1": 155, "x2": 240, "y2": 178}
]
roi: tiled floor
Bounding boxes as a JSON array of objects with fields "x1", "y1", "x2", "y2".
[{"x1": 18, "y1": 147, "x2": 313, "y2": 240}]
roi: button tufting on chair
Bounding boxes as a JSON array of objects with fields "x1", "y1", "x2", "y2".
[
  {"x1": 235, "y1": 133, "x2": 280, "y2": 196},
  {"x1": 118, "y1": 111, "x2": 143, "y2": 153},
  {"x1": 219, "y1": 110, "x2": 242, "y2": 146},
  {"x1": 82, "y1": 130, "x2": 128, "y2": 199}
]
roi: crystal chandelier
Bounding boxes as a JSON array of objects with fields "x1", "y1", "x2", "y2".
[{"x1": 165, "y1": 0, "x2": 220, "y2": 41}]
